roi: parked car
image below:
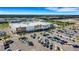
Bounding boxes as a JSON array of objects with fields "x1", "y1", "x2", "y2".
[
  {"x1": 47, "y1": 36, "x2": 53, "y2": 39},
  {"x1": 0, "y1": 39, "x2": 2, "y2": 40},
  {"x1": 53, "y1": 36, "x2": 60, "y2": 40},
  {"x1": 6, "y1": 48, "x2": 12, "y2": 51},
  {"x1": 5, "y1": 40, "x2": 14, "y2": 45},
  {"x1": 38, "y1": 39, "x2": 42, "y2": 43},
  {"x1": 4, "y1": 44, "x2": 10, "y2": 50},
  {"x1": 58, "y1": 30, "x2": 64, "y2": 33},
  {"x1": 43, "y1": 33, "x2": 49, "y2": 36},
  {"x1": 72, "y1": 44, "x2": 79, "y2": 48},
  {"x1": 19, "y1": 37, "x2": 28, "y2": 43},
  {"x1": 58, "y1": 40, "x2": 67, "y2": 45},
  {"x1": 28, "y1": 41, "x2": 34, "y2": 46},
  {"x1": 56, "y1": 46, "x2": 61, "y2": 51},
  {"x1": 30, "y1": 35, "x2": 36, "y2": 39},
  {"x1": 49, "y1": 44, "x2": 53, "y2": 50},
  {"x1": 46, "y1": 42, "x2": 49, "y2": 48},
  {"x1": 43, "y1": 42, "x2": 46, "y2": 47}
]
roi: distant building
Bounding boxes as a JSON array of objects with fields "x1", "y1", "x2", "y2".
[
  {"x1": 9, "y1": 21, "x2": 54, "y2": 33},
  {"x1": 0, "y1": 18, "x2": 7, "y2": 23}
]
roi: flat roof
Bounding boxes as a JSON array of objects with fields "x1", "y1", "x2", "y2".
[{"x1": 9, "y1": 21, "x2": 52, "y2": 28}]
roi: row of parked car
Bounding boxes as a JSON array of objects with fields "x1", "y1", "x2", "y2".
[
  {"x1": 54, "y1": 27, "x2": 79, "y2": 48},
  {"x1": 38, "y1": 36, "x2": 53, "y2": 50},
  {"x1": 3, "y1": 40, "x2": 14, "y2": 51},
  {"x1": 3, "y1": 40, "x2": 22, "y2": 51},
  {"x1": 19, "y1": 37, "x2": 34, "y2": 46},
  {"x1": 38, "y1": 26, "x2": 79, "y2": 49}
]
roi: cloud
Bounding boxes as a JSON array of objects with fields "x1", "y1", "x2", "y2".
[
  {"x1": 46, "y1": 7, "x2": 79, "y2": 12},
  {"x1": 0, "y1": 7, "x2": 79, "y2": 15}
]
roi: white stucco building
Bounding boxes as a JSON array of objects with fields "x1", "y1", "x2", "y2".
[{"x1": 9, "y1": 21, "x2": 53, "y2": 33}]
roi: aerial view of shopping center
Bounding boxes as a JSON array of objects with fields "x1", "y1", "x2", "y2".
[{"x1": 0, "y1": 7, "x2": 79, "y2": 51}]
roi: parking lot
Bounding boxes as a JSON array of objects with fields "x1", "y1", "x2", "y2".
[{"x1": 0, "y1": 20, "x2": 79, "y2": 51}]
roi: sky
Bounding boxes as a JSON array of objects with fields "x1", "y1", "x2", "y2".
[{"x1": 0, "y1": 7, "x2": 79, "y2": 15}]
